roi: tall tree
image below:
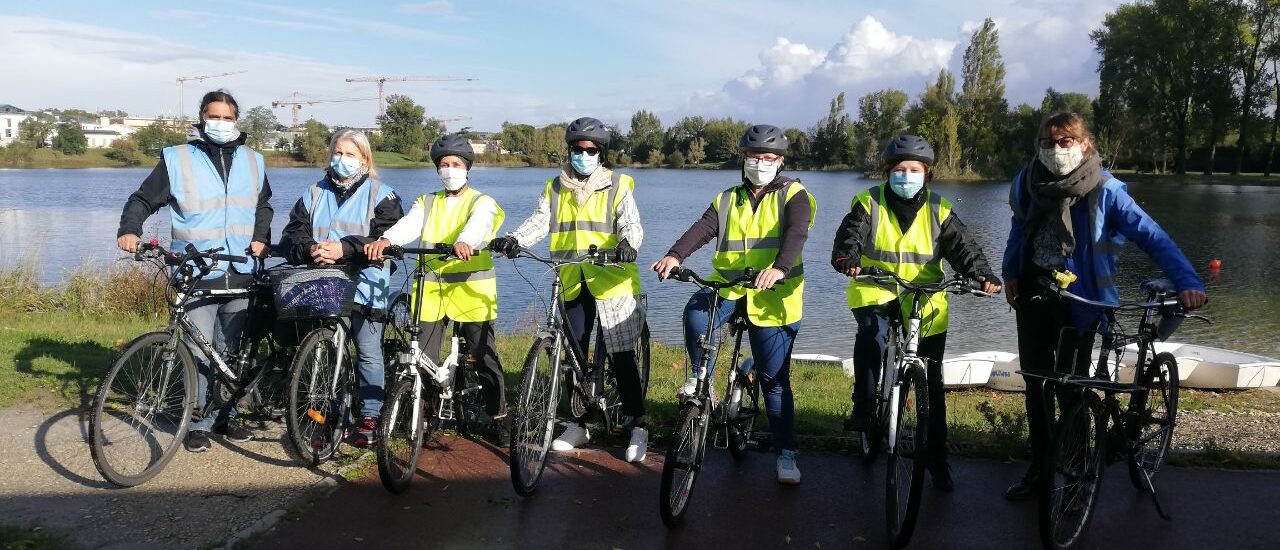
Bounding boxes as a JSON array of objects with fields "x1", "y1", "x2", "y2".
[
  {"x1": 52, "y1": 122, "x2": 87, "y2": 155},
  {"x1": 299, "y1": 118, "x2": 332, "y2": 165},
  {"x1": 958, "y1": 18, "x2": 1009, "y2": 175},
  {"x1": 498, "y1": 122, "x2": 535, "y2": 155},
  {"x1": 812, "y1": 92, "x2": 854, "y2": 167},
  {"x1": 664, "y1": 116, "x2": 707, "y2": 155},
  {"x1": 17, "y1": 116, "x2": 55, "y2": 148},
  {"x1": 854, "y1": 89, "x2": 910, "y2": 170},
  {"x1": 237, "y1": 106, "x2": 279, "y2": 150},
  {"x1": 132, "y1": 120, "x2": 186, "y2": 156},
  {"x1": 1233, "y1": 0, "x2": 1280, "y2": 174},
  {"x1": 627, "y1": 110, "x2": 664, "y2": 161},
  {"x1": 377, "y1": 94, "x2": 427, "y2": 157},
  {"x1": 908, "y1": 70, "x2": 963, "y2": 174},
  {"x1": 702, "y1": 118, "x2": 750, "y2": 165}
]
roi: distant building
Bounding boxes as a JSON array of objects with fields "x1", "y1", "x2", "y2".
[{"x1": 0, "y1": 104, "x2": 33, "y2": 146}]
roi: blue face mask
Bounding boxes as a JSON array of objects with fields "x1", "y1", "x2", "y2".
[
  {"x1": 888, "y1": 171, "x2": 926, "y2": 199},
  {"x1": 330, "y1": 155, "x2": 362, "y2": 179},
  {"x1": 203, "y1": 119, "x2": 239, "y2": 144},
  {"x1": 570, "y1": 151, "x2": 599, "y2": 176}
]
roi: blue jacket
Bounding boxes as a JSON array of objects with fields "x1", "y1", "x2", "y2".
[
  {"x1": 1003, "y1": 167, "x2": 1204, "y2": 328},
  {"x1": 162, "y1": 143, "x2": 265, "y2": 278},
  {"x1": 302, "y1": 178, "x2": 396, "y2": 310}
]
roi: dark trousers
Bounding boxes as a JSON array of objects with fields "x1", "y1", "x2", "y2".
[
  {"x1": 563, "y1": 290, "x2": 646, "y2": 417},
  {"x1": 851, "y1": 302, "x2": 949, "y2": 469},
  {"x1": 1016, "y1": 276, "x2": 1097, "y2": 472},
  {"x1": 416, "y1": 318, "x2": 506, "y2": 417}
]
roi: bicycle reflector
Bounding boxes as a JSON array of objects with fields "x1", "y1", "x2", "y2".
[
  {"x1": 306, "y1": 409, "x2": 327, "y2": 425},
  {"x1": 1052, "y1": 269, "x2": 1078, "y2": 289}
]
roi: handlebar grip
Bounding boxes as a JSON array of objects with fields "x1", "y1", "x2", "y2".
[
  {"x1": 860, "y1": 266, "x2": 887, "y2": 277},
  {"x1": 211, "y1": 253, "x2": 249, "y2": 264},
  {"x1": 670, "y1": 267, "x2": 694, "y2": 282},
  {"x1": 385, "y1": 244, "x2": 405, "y2": 259}
]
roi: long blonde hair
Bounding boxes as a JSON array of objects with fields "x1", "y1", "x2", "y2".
[{"x1": 328, "y1": 129, "x2": 378, "y2": 179}]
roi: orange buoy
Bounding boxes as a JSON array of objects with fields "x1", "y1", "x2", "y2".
[{"x1": 1209, "y1": 259, "x2": 1222, "y2": 271}]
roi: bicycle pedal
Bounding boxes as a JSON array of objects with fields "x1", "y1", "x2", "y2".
[
  {"x1": 437, "y1": 398, "x2": 455, "y2": 421},
  {"x1": 712, "y1": 429, "x2": 729, "y2": 449}
]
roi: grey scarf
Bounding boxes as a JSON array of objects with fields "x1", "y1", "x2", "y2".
[
  {"x1": 558, "y1": 164, "x2": 613, "y2": 206},
  {"x1": 1014, "y1": 152, "x2": 1103, "y2": 260}
]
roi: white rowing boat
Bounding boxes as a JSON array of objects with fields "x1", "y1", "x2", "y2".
[
  {"x1": 941, "y1": 351, "x2": 1013, "y2": 388},
  {"x1": 1119, "y1": 342, "x2": 1280, "y2": 389}
]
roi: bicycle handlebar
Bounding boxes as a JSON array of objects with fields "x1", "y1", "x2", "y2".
[
  {"x1": 667, "y1": 266, "x2": 757, "y2": 290},
  {"x1": 853, "y1": 266, "x2": 996, "y2": 297},
  {"x1": 512, "y1": 244, "x2": 621, "y2": 269},
  {"x1": 136, "y1": 242, "x2": 249, "y2": 267},
  {"x1": 384, "y1": 243, "x2": 455, "y2": 259},
  {"x1": 1033, "y1": 275, "x2": 1212, "y2": 325}
]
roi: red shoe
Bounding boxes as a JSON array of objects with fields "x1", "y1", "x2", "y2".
[{"x1": 350, "y1": 416, "x2": 379, "y2": 448}]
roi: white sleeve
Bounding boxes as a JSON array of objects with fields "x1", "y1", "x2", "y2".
[
  {"x1": 615, "y1": 187, "x2": 643, "y2": 249},
  {"x1": 380, "y1": 197, "x2": 427, "y2": 246},
  {"x1": 456, "y1": 198, "x2": 497, "y2": 248}
]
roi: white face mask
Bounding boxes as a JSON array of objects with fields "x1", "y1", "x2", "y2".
[
  {"x1": 743, "y1": 157, "x2": 779, "y2": 187},
  {"x1": 439, "y1": 167, "x2": 468, "y2": 191},
  {"x1": 1038, "y1": 144, "x2": 1085, "y2": 176}
]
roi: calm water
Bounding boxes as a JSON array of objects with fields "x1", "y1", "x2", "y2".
[{"x1": 1, "y1": 167, "x2": 1276, "y2": 358}]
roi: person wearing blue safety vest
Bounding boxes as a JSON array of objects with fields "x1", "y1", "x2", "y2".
[
  {"x1": 1001, "y1": 112, "x2": 1207, "y2": 501},
  {"x1": 116, "y1": 90, "x2": 273, "y2": 453},
  {"x1": 280, "y1": 129, "x2": 403, "y2": 448},
  {"x1": 831, "y1": 134, "x2": 1002, "y2": 492}
]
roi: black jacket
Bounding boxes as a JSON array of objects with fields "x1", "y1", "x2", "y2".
[
  {"x1": 665, "y1": 175, "x2": 812, "y2": 275},
  {"x1": 278, "y1": 172, "x2": 404, "y2": 267},
  {"x1": 831, "y1": 184, "x2": 1000, "y2": 285}
]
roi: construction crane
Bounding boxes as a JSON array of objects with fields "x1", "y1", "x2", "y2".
[
  {"x1": 271, "y1": 92, "x2": 377, "y2": 128},
  {"x1": 344, "y1": 75, "x2": 477, "y2": 118},
  {"x1": 176, "y1": 70, "x2": 246, "y2": 124}
]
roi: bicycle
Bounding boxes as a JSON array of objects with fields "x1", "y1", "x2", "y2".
[
  {"x1": 657, "y1": 266, "x2": 763, "y2": 528},
  {"x1": 89, "y1": 242, "x2": 287, "y2": 487},
  {"x1": 507, "y1": 245, "x2": 652, "y2": 497},
  {"x1": 1023, "y1": 275, "x2": 1210, "y2": 550},
  {"x1": 849, "y1": 267, "x2": 994, "y2": 548},
  {"x1": 373, "y1": 243, "x2": 495, "y2": 492}
]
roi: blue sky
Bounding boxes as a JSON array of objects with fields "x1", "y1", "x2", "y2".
[{"x1": 2, "y1": 0, "x2": 1121, "y2": 132}]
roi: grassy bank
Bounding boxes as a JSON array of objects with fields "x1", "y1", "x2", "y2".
[{"x1": 0, "y1": 148, "x2": 157, "y2": 169}]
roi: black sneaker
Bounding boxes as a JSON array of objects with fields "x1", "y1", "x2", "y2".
[
  {"x1": 1005, "y1": 465, "x2": 1040, "y2": 501},
  {"x1": 213, "y1": 423, "x2": 254, "y2": 443},
  {"x1": 931, "y1": 463, "x2": 955, "y2": 492},
  {"x1": 185, "y1": 430, "x2": 212, "y2": 453}
]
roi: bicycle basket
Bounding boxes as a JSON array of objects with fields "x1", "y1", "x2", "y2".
[{"x1": 272, "y1": 266, "x2": 359, "y2": 320}]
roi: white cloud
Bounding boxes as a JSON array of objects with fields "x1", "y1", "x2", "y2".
[{"x1": 397, "y1": 1, "x2": 455, "y2": 16}]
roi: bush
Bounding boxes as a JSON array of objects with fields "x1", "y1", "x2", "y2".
[
  {"x1": 0, "y1": 262, "x2": 168, "y2": 318},
  {"x1": 667, "y1": 150, "x2": 686, "y2": 168},
  {"x1": 104, "y1": 138, "x2": 144, "y2": 166},
  {"x1": 52, "y1": 122, "x2": 87, "y2": 155},
  {"x1": 0, "y1": 142, "x2": 36, "y2": 167}
]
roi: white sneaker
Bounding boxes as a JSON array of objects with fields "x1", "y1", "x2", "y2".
[
  {"x1": 777, "y1": 450, "x2": 801, "y2": 485},
  {"x1": 551, "y1": 424, "x2": 590, "y2": 451},
  {"x1": 677, "y1": 376, "x2": 698, "y2": 398},
  {"x1": 625, "y1": 427, "x2": 649, "y2": 463}
]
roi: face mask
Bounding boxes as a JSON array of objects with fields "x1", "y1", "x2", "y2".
[
  {"x1": 888, "y1": 171, "x2": 926, "y2": 199},
  {"x1": 439, "y1": 167, "x2": 468, "y2": 191},
  {"x1": 570, "y1": 152, "x2": 599, "y2": 176},
  {"x1": 1038, "y1": 144, "x2": 1085, "y2": 176},
  {"x1": 330, "y1": 154, "x2": 362, "y2": 180},
  {"x1": 743, "y1": 157, "x2": 779, "y2": 187},
  {"x1": 203, "y1": 119, "x2": 239, "y2": 144}
]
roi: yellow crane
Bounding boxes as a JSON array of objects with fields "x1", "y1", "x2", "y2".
[
  {"x1": 175, "y1": 70, "x2": 246, "y2": 124},
  {"x1": 271, "y1": 93, "x2": 378, "y2": 128},
  {"x1": 344, "y1": 75, "x2": 477, "y2": 118}
]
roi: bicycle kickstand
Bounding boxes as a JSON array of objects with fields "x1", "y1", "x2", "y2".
[{"x1": 1146, "y1": 473, "x2": 1173, "y2": 521}]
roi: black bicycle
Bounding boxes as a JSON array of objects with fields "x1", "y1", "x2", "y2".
[
  {"x1": 658, "y1": 266, "x2": 763, "y2": 528},
  {"x1": 1023, "y1": 276, "x2": 1209, "y2": 550},
  {"x1": 89, "y1": 243, "x2": 289, "y2": 487}
]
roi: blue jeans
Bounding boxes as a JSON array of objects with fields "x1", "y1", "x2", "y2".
[
  {"x1": 350, "y1": 309, "x2": 386, "y2": 418},
  {"x1": 186, "y1": 296, "x2": 248, "y2": 432},
  {"x1": 683, "y1": 287, "x2": 799, "y2": 452}
]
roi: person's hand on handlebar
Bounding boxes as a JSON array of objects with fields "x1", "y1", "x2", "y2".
[
  {"x1": 833, "y1": 256, "x2": 860, "y2": 277},
  {"x1": 250, "y1": 240, "x2": 270, "y2": 259},
  {"x1": 1178, "y1": 288, "x2": 1207, "y2": 311},
  {"x1": 651, "y1": 255, "x2": 682, "y2": 280},
  {"x1": 754, "y1": 267, "x2": 786, "y2": 290},
  {"x1": 614, "y1": 239, "x2": 638, "y2": 263},
  {"x1": 117, "y1": 234, "x2": 141, "y2": 253},
  {"x1": 364, "y1": 237, "x2": 393, "y2": 262},
  {"x1": 489, "y1": 236, "x2": 521, "y2": 259},
  {"x1": 975, "y1": 275, "x2": 1001, "y2": 296},
  {"x1": 453, "y1": 241, "x2": 474, "y2": 261}
]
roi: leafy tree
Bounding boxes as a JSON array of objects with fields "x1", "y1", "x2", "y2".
[
  {"x1": 782, "y1": 128, "x2": 811, "y2": 167},
  {"x1": 105, "y1": 138, "x2": 144, "y2": 166},
  {"x1": 664, "y1": 116, "x2": 707, "y2": 154},
  {"x1": 52, "y1": 122, "x2": 87, "y2": 155},
  {"x1": 237, "y1": 106, "x2": 278, "y2": 150},
  {"x1": 627, "y1": 110, "x2": 664, "y2": 161},
  {"x1": 423, "y1": 117, "x2": 448, "y2": 155},
  {"x1": 498, "y1": 122, "x2": 535, "y2": 155},
  {"x1": 907, "y1": 70, "x2": 963, "y2": 174},
  {"x1": 17, "y1": 116, "x2": 55, "y2": 148},
  {"x1": 132, "y1": 120, "x2": 186, "y2": 156},
  {"x1": 853, "y1": 89, "x2": 910, "y2": 170},
  {"x1": 702, "y1": 118, "x2": 750, "y2": 165},
  {"x1": 812, "y1": 92, "x2": 854, "y2": 167},
  {"x1": 646, "y1": 149, "x2": 664, "y2": 167},
  {"x1": 1232, "y1": 0, "x2": 1280, "y2": 174},
  {"x1": 958, "y1": 18, "x2": 1009, "y2": 175},
  {"x1": 298, "y1": 118, "x2": 331, "y2": 165},
  {"x1": 377, "y1": 94, "x2": 427, "y2": 156},
  {"x1": 275, "y1": 136, "x2": 290, "y2": 151},
  {"x1": 667, "y1": 150, "x2": 686, "y2": 168},
  {"x1": 686, "y1": 137, "x2": 707, "y2": 165}
]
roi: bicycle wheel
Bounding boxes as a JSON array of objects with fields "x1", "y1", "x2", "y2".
[
  {"x1": 885, "y1": 364, "x2": 929, "y2": 548},
  {"x1": 90, "y1": 332, "x2": 198, "y2": 487},
  {"x1": 286, "y1": 327, "x2": 350, "y2": 466},
  {"x1": 601, "y1": 324, "x2": 652, "y2": 431},
  {"x1": 728, "y1": 370, "x2": 759, "y2": 461},
  {"x1": 510, "y1": 335, "x2": 561, "y2": 497},
  {"x1": 1038, "y1": 391, "x2": 1106, "y2": 550},
  {"x1": 385, "y1": 294, "x2": 412, "y2": 347},
  {"x1": 246, "y1": 339, "x2": 288, "y2": 419},
  {"x1": 377, "y1": 376, "x2": 434, "y2": 493},
  {"x1": 659, "y1": 403, "x2": 707, "y2": 527},
  {"x1": 1128, "y1": 352, "x2": 1179, "y2": 491}
]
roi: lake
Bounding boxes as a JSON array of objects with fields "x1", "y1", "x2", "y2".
[{"x1": 2, "y1": 166, "x2": 1277, "y2": 359}]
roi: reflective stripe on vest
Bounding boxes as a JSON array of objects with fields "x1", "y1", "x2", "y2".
[
  {"x1": 302, "y1": 178, "x2": 395, "y2": 309},
  {"x1": 545, "y1": 171, "x2": 641, "y2": 301},
  {"x1": 413, "y1": 187, "x2": 506, "y2": 323},
  {"x1": 164, "y1": 144, "x2": 262, "y2": 277}
]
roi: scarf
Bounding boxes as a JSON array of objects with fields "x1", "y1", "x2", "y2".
[
  {"x1": 558, "y1": 163, "x2": 613, "y2": 206},
  {"x1": 1014, "y1": 152, "x2": 1103, "y2": 261},
  {"x1": 328, "y1": 166, "x2": 369, "y2": 190}
]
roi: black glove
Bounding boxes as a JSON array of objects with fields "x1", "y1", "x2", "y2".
[
  {"x1": 490, "y1": 236, "x2": 520, "y2": 259},
  {"x1": 614, "y1": 239, "x2": 638, "y2": 263},
  {"x1": 833, "y1": 256, "x2": 859, "y2": 273}
]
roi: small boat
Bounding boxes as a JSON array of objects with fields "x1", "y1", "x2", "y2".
[
  {"x1": 941, "y1": 351, "x2": 1012, "y2": 388},
  {"x1": 791, "y1": 353, "x2": 855, "y2": 377},
  {"x1": 985, "y1": 355, "x2": 1026, "y2": 392},
  {"x1": 1119, "y1": 343, "x2": 1280, "y2": 389}
]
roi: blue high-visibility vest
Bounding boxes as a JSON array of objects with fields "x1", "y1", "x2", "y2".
[
  {"x1": 162, "y1": 143, "x2": 263, "y2": 278},
  {"x1": 302, "y1": 178, "x2": 395, "y2": 310}
]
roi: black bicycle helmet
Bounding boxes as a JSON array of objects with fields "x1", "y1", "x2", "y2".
[
  {"x1": 739, "y1": 124, "x2": 789, "y2": 155},
  {"x1": 882, "y1": 134, "x2": 935, "y2": 167},
  {"x1": 430, "y1": 133, "x2": 475, "y2": 168},
  {"x1": 565, "y1": 116, "x2": 611, "y2": 147}
]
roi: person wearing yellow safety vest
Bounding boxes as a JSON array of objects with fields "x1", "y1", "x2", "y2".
[
  {"x1": 116, "y1": 90, "x2": 273, "y2": 453},
  {"x1": 652, "y1": 124, "x2": 814, "y2": 485},
  {"x1": 280, "y1": 129, "x2": 404, "y2": 448},
  {"x1": 831, "y1": 134, "x2": 1001, "y2": 491},
  {"x1": 366, "y1": 134, "x2": 509, "y2": 441},
  {"x1": 490, "y1": 117, "x2": 650, "y2": 463}
]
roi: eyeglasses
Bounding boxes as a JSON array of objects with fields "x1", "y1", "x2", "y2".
[
  {"x1": 1038, "y1": 136, "x2": 1079, "y2": 149},
  {"x1": 746, "y1": 154, "x2": 781, "y2": 165},
  {"x1": 571, "y1": 145, "x2": 600, "y2": 156}
]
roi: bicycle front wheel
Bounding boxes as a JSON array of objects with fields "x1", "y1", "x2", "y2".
[
  {"x1": 286, "y1": 327, "x2": 349, "y2": 466},
  {"x1": 659, "y1": 403, "x2": 707, "y2": 527},
  {"x1": 885, "y1": 364, "x2": 928, "y2": 548},
  {"x1": 1038, "y1": 391, "x2": 1106, "y2": 550},
  {"x1": 376, "y1": 376, "x2": 432, "y2": 493},
  {"x1": 510, "y1": 335, "x2": 561, "y2": 497},
  {"x1": 90, "y1": 331, "x2": 197, "y2": 487},
  {"x1": 1128, "y1": 351, "x2": 1179, "y2": 491}
]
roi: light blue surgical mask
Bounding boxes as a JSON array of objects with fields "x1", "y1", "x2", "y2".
[
  {"x1": 570, "y1": 152, "x2": 599, "y2": 176},
  {"x1": 203, "y1": 119, "x2": 239, "y2": 145},
  {"x1": 888, "y1": 171, "x2": 926, "y2": 199},
  {"x1": 330, "y1": 154, "x2": 362, "y2": 180}
]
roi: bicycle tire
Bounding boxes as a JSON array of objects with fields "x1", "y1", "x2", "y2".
[
  {"x1": 1128, "y1": 352, "x2": 1179, "y2": 491},
  {"x1": 602, "y1": 323, "x2": 653, "y2": 432},
  {"x1": 1038, "y1": 391, "x2": 1106, "y2": 550},
  {"x1": 728, "y1": 369, "x2": 760, "y2": 461},
  {"x1": 246, "y1": 338, "x2": 289, "y2": 420},
  {"x1": 659, "y1": 403, "x2": 706, "y2": 527},
  {"x1": 885, "y1": 364, "x2": 928, "y2": 548},
  {"x1": 510, "y1": 335, "x2": 561, "y2": 497},
  {"x1": 286, "y1": 327, "x2": 349, "y2": 466},
  {"x1": 376, "y1": 376, "x2": 431, "y2": 493},
  {"x1": 90, "y1": 331, "x2": 198, "y2": 487}
]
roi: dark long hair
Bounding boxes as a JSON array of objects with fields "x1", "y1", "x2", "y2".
[{"x1": 199, "y1": 89, "x2": 240, "y2": 120}]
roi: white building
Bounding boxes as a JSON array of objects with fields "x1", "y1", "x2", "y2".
[
  {"x1": 80, "y1": 116, "x2": 138, "y2": 148},
  {"x1": 0, "y1": 104, "x2": 33, "y2": 146}
]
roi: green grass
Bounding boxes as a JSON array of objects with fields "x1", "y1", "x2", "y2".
[
  {"x1": 0, "y1": 524, "x2": 64, "y2": 550},
  {"x1": 0, "y1": 148, "x2": 156, "y2": 169}
]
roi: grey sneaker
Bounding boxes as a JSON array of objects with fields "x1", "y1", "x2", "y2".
[
  {"x1": 213, "y1": 423, "x2": 253, "y2": 443},
  {"x1": 185, "y1": 430, "x2": 212, "y2": 452}
]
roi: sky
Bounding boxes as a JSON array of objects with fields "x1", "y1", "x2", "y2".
[{"x1": 0, "y1": 0, "x2": 1122, "y2": 133}]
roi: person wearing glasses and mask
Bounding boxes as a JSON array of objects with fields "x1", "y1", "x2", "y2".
[
  {"x1": 831, "y1": 134, "x2": 1001, "y2": 492},
  {"x1": 490, "y1": 117, "x2": 650, "y2": 463},
  {"x1": 651, "y1": 124, "x2": 815, "y2": 485},
  {"x1": 365, "y1": 134, "x2": 509, "y2": 442},
  {"x1": 116, "y1": 89, "x2": 273, "y2": 453}
]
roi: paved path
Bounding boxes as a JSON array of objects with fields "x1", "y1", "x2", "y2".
[{"x1": 252, "y1": 434, "x2": 1280, "y2": 549}]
